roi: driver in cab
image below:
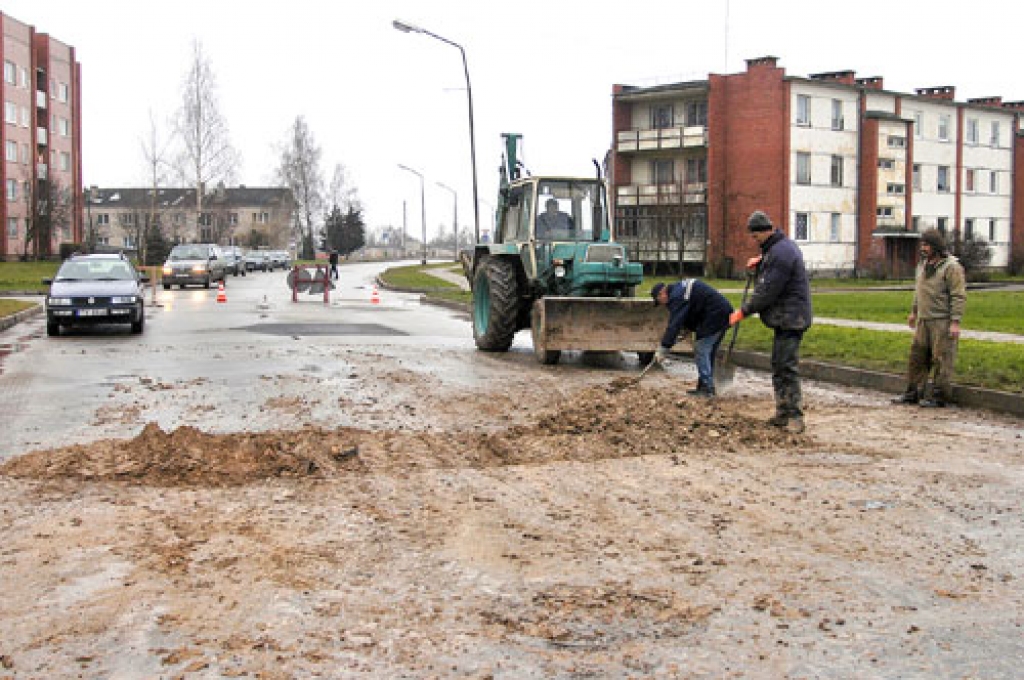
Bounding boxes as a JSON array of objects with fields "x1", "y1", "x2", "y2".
[{"x1": 536, "y1": 198, "x2": 574, "y2": 239}]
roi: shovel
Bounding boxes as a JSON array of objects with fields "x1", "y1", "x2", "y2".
[
  {"x1": 715, "y1": 272, "x2": 754, "y2": 389},
  {"x1": 635, "y1": 356, "x2": 661, "y2": 384}
]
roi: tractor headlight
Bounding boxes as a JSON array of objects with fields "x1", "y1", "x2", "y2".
[{"x1": 554, "y1": 265, "x2": 566, "y2": 278}]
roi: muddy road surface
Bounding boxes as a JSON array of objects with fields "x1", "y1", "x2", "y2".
[{"x1": 1, "y1": 263, "x2": 1022, "y2": 678}]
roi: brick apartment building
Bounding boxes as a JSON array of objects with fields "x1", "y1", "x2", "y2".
[
  {"x1": 611, "y1": 56, "x2": 1024, "y2": 278},
  {"x1": 84, "y1": 186, "x2": 297, "y2": 254},
  {"x1": 1, "y1": 11, "x2": 82, "y2": 261}
]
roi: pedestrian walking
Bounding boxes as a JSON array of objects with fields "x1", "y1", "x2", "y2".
[
  {"x1": 892, "y1": 228, "x2": 966, "y2": 408},
  {"x1": 729, "y1": 210, "x2": 813, "y2": 433},
  {"x1": 329, "y1": 250, "x2": 339, "y2": 280},
  {"x1": 651, "y1": 279, "x2": 733, "y2": 397}
]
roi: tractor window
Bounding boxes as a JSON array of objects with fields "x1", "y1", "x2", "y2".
[
  {"x1": 502, "y1": 190, "x2": 522, "y2": 243},
  {"x1": 535, "y1": 180, "x2": 603, "y2": 242}
]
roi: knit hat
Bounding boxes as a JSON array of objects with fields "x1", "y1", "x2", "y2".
[
  {"x1": 650, "y1": 282, "x2": 666, "y2": 306},
  {"x1": 747, "y1": 210, "x2": 773, "y2": 232},
  {"x1": 920, "y1": 228, "x2": 947, "y2": 255}
]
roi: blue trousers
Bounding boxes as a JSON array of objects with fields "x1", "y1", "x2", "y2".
[{"x1": 694, "y1": 329, "x2": 726, "y2": 391}]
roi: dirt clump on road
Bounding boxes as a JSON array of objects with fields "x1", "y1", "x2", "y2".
[{"x1": 1, "y1": 380, "x2": 809, "y2": 487}]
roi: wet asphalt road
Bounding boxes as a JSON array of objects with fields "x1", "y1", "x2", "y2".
[{"x1": 0, "y1": 260, "x2": 482, "y2": 460}]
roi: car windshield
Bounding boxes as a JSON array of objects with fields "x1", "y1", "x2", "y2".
[
  {"x1": 534, "y1": 180, "x2": 606, "y2": 243},
  {"x1": 169, "y1": 245, "x2": 208, "y2": 260},
  {"x1": 57, "y1": 260, "x2": 135, "y2": 281}
]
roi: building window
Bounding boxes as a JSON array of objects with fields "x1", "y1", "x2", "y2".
[
  {"x1": 914, "y1": 112, "x2": 923, "y2": 139},
  {"x1": 887, "y1": 135, "x2": 906, "y2": 149},
  {"x1": 937, "y1": 166, "x2": 950, "y2": 193},
  {"x1": 877, "y1": 206, "x2": 894, "y2": 219},
  {"x1": 7, "y1": 217, "x2": 18, "y2": 238},
  {"x1": 650, "y1": 104, "x2": 673, "y2": 129},
  {"x1": 937, "y1": 217, "x2": 948, "y2": 235},
  {"x1": 989, "y1": 219, "x2": 997, "y2": 241},
  {"x1": 831, "y1": 99, "x2": 844, "y2": 130},
  {"x1": 6, "y1": 179, "x2": 17, "y2": 200},
  {"x1": 965, "y1": 168, "x2": 975, "y2": 192},
  {"x1": 796, "y1": 152, "x2": 811, "y2": 185},
  {"x1": 990, "y1": 121, "x2": 1000, "y2": 147},
  {"x1": 887, "y1": 183, "x2": 905, "y2": 195},
  {"x1": 990, "y1": 171, "x2": 998, "y2": 194},
  {"x1": 878, "y1": 158, "x2": 895, "y2": 170},
  {"x1": 685, "y1": 157, "x2": 707, "y2": 184},
  {"x1": 796, "y1": 95, "x2": 811, "y2": 126},
  {"x1": 199, "y1": 212, "x2": 212, "y2": 226},
  {"x1": 229, "y1": 213, "x2": 238, "y2": 226},
  {"x1": 3, "y1": 61, "x2": 14, "y2": 85},
  {"x1": 830, "y1": 155, "x2": 843, "y2": 187},
  {"x1": 58, "y1": 118, "x2": 70, "y2": 137},
  {"x1": 794, "y1": 212, "x2": 809, "y2": 240},
  {"x1": 964, "y1": 218, "x2": 974, "y2": 240},
  {"x1": 253, "y1": 212, "x2": 269, "y2": 224},
  {"x1": 58, "y1": 83, "x2": 69, "y2": 103},
  {"x1": 913, "y1": 216, "x2": 921, "y2": 232},
  {"x1": 4, "y1": 101, "x2": 16, "y2": 124},
  {"x1": 830, "y1": 213, "x2": 840, "y2": 242},
  {"x1": 938, "y1": 115, "x2": 950, "y2": 141},
  {"x1": 966, "y1": 118, "x2": 979, "y2": 144},
  {"x1": 124, "y1": 235, "x2": 136, "y2": 248},
  {"x1": 685, "y1": 101, "x2": 707, "y2": 126},
  {"x1": 913, "y1": 164, "x2": 922, "y2": 191},
  {"x1": 5, "y1": 139, "x2": 16, "y2": 162},
  {"x1": 651, "y1": 159, "x2": 674, "y2": 184},
  {"x1": 18, "y1": 67, "x2": 27, "y2": 88},
  {"x1": 96, "y1": 213, "x2": 110, "y2": 226},
  {"x1": 122, "y1": 213, "x2": 136, "y2": 226}
]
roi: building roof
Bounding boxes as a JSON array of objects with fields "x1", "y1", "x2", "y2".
[{"x1": 86, "y1": 186, "x2": 294, "y2": 211}]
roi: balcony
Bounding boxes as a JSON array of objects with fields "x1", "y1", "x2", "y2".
[
  {"x1": 36, "y1": 90, "x2": 47, "y2": 109},
  {"x1": 617, "y1": 182, "x2": 706, "y2": 207},
  {"x1": 617, "y1": 125, "x2": 707, "y2": 153},
  {"x1": 36, "y1": 127, "x2": 47, "y2": 146}
]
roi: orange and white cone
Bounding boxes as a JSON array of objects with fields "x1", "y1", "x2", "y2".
[
  {"x1": 370, "y1": 285, "x2": 380, "y2": 305},
  {"x1": 216, "y1": 280, "x2": 227, "y2": 303}
]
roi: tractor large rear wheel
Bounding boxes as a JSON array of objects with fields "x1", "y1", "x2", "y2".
[{"x1": 473, "y1": 258, "x2": 518, "y2": 351}]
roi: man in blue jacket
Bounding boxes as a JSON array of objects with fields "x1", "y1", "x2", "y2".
[
  {"x1": 651, "y1": 278, "x2": 733, "y2": 397},
  {"x1": 729, "y1": 210, "x2": 813, "y2": 433}
]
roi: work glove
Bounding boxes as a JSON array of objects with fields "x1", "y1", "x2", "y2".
[
  {"x1": 746, "y1": 255, "x2": 762, "y2": 272},
  {"x1": 729, "y1": 310, "x2": 745, "y2": 326},
  {"x1": 654, "y1": 346, "x2": 669, "y2": 363}
]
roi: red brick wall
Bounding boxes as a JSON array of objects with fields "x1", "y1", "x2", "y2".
[
  {"x1": 1013, "y1": 132, "x2": 1024, "y2": 264},
  {"x1": 610, "y1": 89, "x2": 633, "y2": 191},
  {"x1": 706, "y1": 61, "x2": 788, "y2": 275},
  {"x1": 857, "y1": 116, "x2": 881, "y2": 270}
]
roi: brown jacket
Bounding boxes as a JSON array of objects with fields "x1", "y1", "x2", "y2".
[{"x1": 912, "y1": 255, "x2": 966, "y2": 322}]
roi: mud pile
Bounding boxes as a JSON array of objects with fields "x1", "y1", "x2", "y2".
[{"x1": 1, "y1": 380, "x2": 805, "y2": 486}]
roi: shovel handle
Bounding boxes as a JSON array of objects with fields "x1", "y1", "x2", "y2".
[{"x1": 725, "y1": 271, "x2": 754, "y2": 361}]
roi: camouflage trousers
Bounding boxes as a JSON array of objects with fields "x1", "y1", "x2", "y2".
[
  {"x1": 771, "y1": 329, "x2": 805, "y2": 419},
  {"x1": 906, "y1": 318, "x2": 958, "y2": 401}
]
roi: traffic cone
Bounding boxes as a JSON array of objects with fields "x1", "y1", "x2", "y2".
[
  {"x1": 370, "y1": 285, "x2": 380, "y2": 305},
  {"x1": 216, "y1": 280, "x2": 227, "y2": 303}
]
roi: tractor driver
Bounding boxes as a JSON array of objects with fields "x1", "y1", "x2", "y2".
[{"x1": 536, "y1": 198, "x2": 574, "y2": 239}]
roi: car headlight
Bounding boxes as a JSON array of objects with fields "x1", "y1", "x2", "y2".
[
  {"x1": 111, "y1": 296, "x2": 138, "y2": 304},
  {"x1": 162, "y1": 266, "x2": 172, "y2": 275},
  {"x1": 554, "y1": 265, "x2": 566, "y2": 278},
  {"x1": 48, "y1": 297, "x2": 72, "y2": 306},
  {"x1": 192, "y1": 265, "x2": 208, "y2": 274}
]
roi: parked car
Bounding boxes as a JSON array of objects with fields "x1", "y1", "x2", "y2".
[
  {"x1": 244, "y1": 250, "x2": 271, "y2": 272},
  {"x1": 270, "y1": 250, "x2": 291, "y2": 270},
  {"x1": 161, "y1": 243, "x2": 227, "y2": 289},
  {"x1": 221, "y1": 245, "x2": 247, "y2": 277},
  {"x1": 43, "y1": 253, "x2": 148, "y2": 336}
]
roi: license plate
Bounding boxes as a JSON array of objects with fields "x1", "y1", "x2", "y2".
[{"x1": 77, "y1": 309, "x2": 109, "y2": 317}]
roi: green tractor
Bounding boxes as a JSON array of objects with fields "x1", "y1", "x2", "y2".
[{"x1": 463, "y1": 133, "x2": 680, "y2": 365}]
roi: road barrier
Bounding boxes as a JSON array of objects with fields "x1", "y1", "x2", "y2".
[{"x1": 287, "y1": 265, "x2": 334, "y2": 304}]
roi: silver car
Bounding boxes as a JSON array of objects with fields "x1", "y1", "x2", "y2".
[{"x1": 161, "y1": 244, "x2": 228, "y2": 289}]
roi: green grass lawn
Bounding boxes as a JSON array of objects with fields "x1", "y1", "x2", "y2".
[
  {"x1": 380, "y1": 264, "x2": 464, "y2": 291},
  {"x1": 0, "y1": 261, "x2": 60, "y2": 294},
  {"x1": 0, "y1": 299, "x2": 36, "y2": 317}
]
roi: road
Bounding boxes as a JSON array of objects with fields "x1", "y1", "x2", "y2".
[{"x1": 0, "y1": 261, "x2": 1022, "y2": 678}]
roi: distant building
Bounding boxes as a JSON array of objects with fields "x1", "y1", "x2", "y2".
[
  {"x1": 1, "y1": 11, "x2": 82, "y2": 260},
  {"x1": 84, "y1": 186, "x2": 296, "y2": 250},
  {"x1": 611, "y1": 56, "x2": 1024, "y2": 278}
]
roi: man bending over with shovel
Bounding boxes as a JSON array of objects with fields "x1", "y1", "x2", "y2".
[{"x1": 651, "y1": 279, "x2": 733, "y2": 397}]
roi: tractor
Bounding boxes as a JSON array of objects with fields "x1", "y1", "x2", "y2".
[{"x1": 463, "y1": 133, "x2": 683, "y2": 365}]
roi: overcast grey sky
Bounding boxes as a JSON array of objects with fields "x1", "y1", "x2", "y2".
[{"x1": 6, "y1": 0, "x2": 1022, "y2": 241}]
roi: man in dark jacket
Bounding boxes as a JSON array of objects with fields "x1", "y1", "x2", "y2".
[
  {"x1": 652, "y1": 279, "x2": 733, "y2": 397},
  {"x1": 728, "y1": 210, "x2": 813, "y2": 432}
]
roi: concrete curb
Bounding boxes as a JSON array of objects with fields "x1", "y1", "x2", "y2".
[{"x1": 0, "y1": 303, "x2": 42, "y2": 333}]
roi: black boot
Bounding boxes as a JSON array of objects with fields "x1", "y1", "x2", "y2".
[{"x1": 891, "y1": 389, "x2": 919, "y2": 405}]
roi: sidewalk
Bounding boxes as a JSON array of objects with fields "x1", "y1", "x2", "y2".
[
  {"x1": 423, "y1": 267, "x2": 470, "y2": 291},
  {"x1": 814, "y1": 316, "x2": 1024, "y2": 344}
]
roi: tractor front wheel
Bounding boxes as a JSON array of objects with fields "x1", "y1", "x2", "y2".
[{"x1": 472, "y1": 258, "x2": 519, "y2": 351}]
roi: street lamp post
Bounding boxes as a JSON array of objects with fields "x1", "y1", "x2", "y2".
[
  {"x1": 398, "y1": 164, "x2": 427, "y2": 265},
  {"x1": 392, "y1": 19, "x2": 480, "y2": 245},
  {"x1": 436, "y1": 181, "x2": 457, "y2": 262}
]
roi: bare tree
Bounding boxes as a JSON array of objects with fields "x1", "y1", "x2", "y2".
[
  {"x1": 327, "y1": 163, "x2": 359, "y2": 213},
  {"x1": 276, "y1": 116, "x2": 324, "y2": 259},
  {"x1": 20, "y1": 168, "x2": 71, "y2": 259},
  {"x1": 139, "y1": 110, "x2": 173, "y2": 262},
  {"x1": 173, "y1": 39, "x2": 239, "y2": 240}
]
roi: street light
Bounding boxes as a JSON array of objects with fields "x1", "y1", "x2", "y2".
[
  {"x1": 398, "y1": 163, "x2": 427, "y2": 265},
  {"x1": 435, "y1": 181, "x2": 457, "y2": 261},
  {"x1": 392, "y1": 19, "x2": 480, "y2": 245}
]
